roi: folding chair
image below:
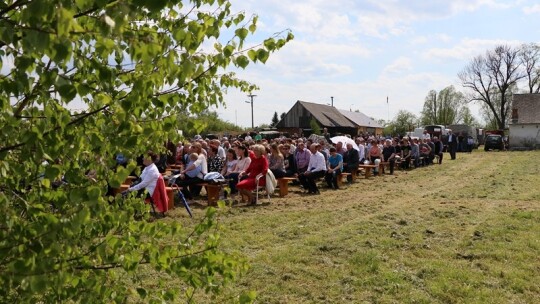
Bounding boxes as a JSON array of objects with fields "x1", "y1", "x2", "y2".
[{"x1": 255, "y1": 174, "x2": 271, "y2": 204}]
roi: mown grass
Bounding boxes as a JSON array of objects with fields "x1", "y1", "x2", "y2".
[{"x1": 159, "y1": 150, "x2": 540, "y2": 303}]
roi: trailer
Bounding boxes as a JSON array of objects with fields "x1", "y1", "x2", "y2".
[{"x1": 447, "y1": 124, "x2": 478, "y2": 151}]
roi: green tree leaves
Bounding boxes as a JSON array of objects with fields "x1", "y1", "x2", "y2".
[{"x1": 1, "y1": 0, "x2": 292, "y2": 302}]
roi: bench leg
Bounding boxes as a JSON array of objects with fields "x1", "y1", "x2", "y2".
[
  {"x1": 278, "y1": 179, "x2": 289, "y2": 197},
  {"x1": 337, "y1": 175, "x2": 343, "y2": 188},
  {"x1": 206, "y1": 185, "x2": 220, "y2": 206},
  {"x1": 166, "y1": 187, "x2": 174, "y2": 210}
]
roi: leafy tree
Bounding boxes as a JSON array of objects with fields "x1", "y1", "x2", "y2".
[
  {"x1": 177, "y1": 110, "x2": 244, "y2": 138},
  {"x1": 0, "y1": 0, "x2": 292, "y2": 303},
  {"x1": 270, "y1": 111, "x2": 279, "y2": 127},
  {"x1": 458, "y1": 106, "x2": 480, "y2": 127},
  {"x1": 257, "y1": 123, "x2": 270, "y2": 129},
  {"x1": 519, "y1": 43, "x2": 540, "y2": 93},
  {"x1": 459, "y1": 45, "x2": 524, "y2": 130},
  {"x1": 479, "y1": 87, "x2": 514, "y2": 130},
  {"x1": 420, "y1": 86, "x2": 466, "y2": 126},
  {"x1": 388, "y1": 110, "x2": 418, "y2": 136},
  {"x1": 309, "y1": 118, "x2": 321, "y2": 135}
]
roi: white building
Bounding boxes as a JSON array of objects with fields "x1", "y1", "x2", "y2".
[{"x1": 509, "y1": 94, "x2": 540, "y2": 149}]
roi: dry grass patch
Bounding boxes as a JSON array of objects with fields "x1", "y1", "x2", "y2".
[{"x1": 159, "y1": 150, "x2": 540, "y2": 303}]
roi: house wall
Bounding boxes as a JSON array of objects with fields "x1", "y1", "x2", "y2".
[
  {"x1": 278, "y1": 103, "x2": 312, "y2": 129},
  {"x1": 513, "y1": 94, "x2": 540, "y2": 124},
  {"x1": 509, "y1": 124, "x2": 540, "y2": 147}
]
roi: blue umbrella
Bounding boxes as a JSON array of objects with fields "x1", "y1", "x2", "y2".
[{"x1": 170, "y1": 184, "x2": 193, "y2": 218}]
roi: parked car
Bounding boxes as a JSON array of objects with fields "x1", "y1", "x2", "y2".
[{"x1": 484, "y1": 134, "x2": 505, "y2": 151}]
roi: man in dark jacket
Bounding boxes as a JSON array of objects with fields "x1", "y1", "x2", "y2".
[
  {"x1": 343, "y1": 143, "x2": 359, "y2": 183},
  {"x1": 433, "y1": 136, "x2": 444, "y2": 164},
  {"x1": 447, "y1": 130, "x2": 458, "y2": 160}
]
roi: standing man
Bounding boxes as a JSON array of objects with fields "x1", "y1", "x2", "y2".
[
  {"x1": 447, "y1": 130, "x2": 458, "y2": 160},
  {"x1": 322, "y1": 127, "x2": 331, "y2": 142},
  {"x1": 422, "y1": 130, "x2": 431, "y2": 140}
]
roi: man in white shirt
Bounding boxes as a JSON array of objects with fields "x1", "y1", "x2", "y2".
[
  {"x1": 127, "y1": 152, "x2": 160, "y2": 197},
  {"x1": 422, "y1": 130, "x2": 431, "y2": 140},
  {"x1": 298, "y1": 144, "x2": 326, "y2": 194},
  {"x1": 356, "y1": 137, "x2": 366, "y2": 163}
]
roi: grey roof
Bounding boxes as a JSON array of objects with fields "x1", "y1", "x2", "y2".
[
  {"x1": 512, "y1": 94, "x2": 540, "y2": 124},
  {"x1": 339, "y1": 109, "x2": 384, "y2": 128},
  {"x1": 298, "y1": 101, "x2": 356, "y2": 128}
]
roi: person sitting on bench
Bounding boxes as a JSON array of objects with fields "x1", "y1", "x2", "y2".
[
  {"x1": 175, "y1": 153, "x2": 204, "y2": 200},
  {"x1": 325, "y1": 147, "x2": 343, "y2": 190}
]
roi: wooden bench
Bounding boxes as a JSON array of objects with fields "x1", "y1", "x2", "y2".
[
  {"x1": 194, "y1": 182, "x2": 223, "y2": 206},
  {"x1": 115, "y1": 184, "x2": 130, "y2": 195},
  {"x1": 277, "y1": 177, "x2": 297, "y2": 197},
  {"x1": 379, "y1": 162, "x2": 389, "y2": 175},
  {"x1": 165, "y1": 187, "x2": 175, "y2": 210},
  {"x1": 123, "y1": 176, "x2": 137, "y2": 185},
  {"x1": 358, "y1": 164, "x2": 378, "y2": 178},
  {"x1": 337, "y1": 172, "x2": 351, "y2": 188}
]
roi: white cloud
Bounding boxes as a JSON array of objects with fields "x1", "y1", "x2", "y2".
[
  {"x1": 220, "y1": 70, "x2": 457, "y2": 127},
  {"x1": 423, "y1": 38, "x2": 523, "y2": 61},
  {"x1": 523, "y1": 4, "x2": 540, "y2": 14},
  {"x1": 245, "y1": 39, "x2": 371, "y2": 80},
  {"x1": 382, "y1": 57, "x2": 413, "y2": 75}
]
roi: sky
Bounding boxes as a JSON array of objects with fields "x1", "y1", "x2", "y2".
[{"x1": 215, "y1": 0, "x2": 540, "y2": 128}]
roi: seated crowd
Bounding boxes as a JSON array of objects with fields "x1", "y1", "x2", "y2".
[{"x1": 154, "y1": 132, "x2": 446, "y2": 205}]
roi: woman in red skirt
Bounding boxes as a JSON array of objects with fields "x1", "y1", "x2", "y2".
[{"x1": 237, "y1": 144, "x2": 268, "y2": 205}]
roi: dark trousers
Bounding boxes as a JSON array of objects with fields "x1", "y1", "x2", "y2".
[
  {"x1": 225, "y1": 173, "x2": 240, "y2": 194},
  {"x1": 401, "y1": 157, "x2": 411, "y2": 169},
  {"x1": 449, "y1": 144, "x2": 457, "y2": 160},
  {"x1": 420, "y1": 153, "x2": 430, "y2": 166},
  {"x1": 175, "y1": 176, "x2": 203, "y2": 199},
  {"x1": 412, "y1": 156, "x2": 419, "y2": 168},
  {"x1": 271, "y1": 169, "x2": 286, "y2": 179},
  {"x1": 325, "y1": 169, "x2": 341, "y2": 189},
  {"x1": 285, "y1": 169, "x2": 296, "y2": 177},
  {"x1": 299, "y1": 170, "x2": 325, "y2": 193},
  {"x1": 388, "y1": 159, "x2": 395, "y2": 174},
  {"x1": 344, "y1": 165, "x2": 358, "y2": 182},
  {"x1": 437, "y1": 153, "x2": 443, "y2": 164}
]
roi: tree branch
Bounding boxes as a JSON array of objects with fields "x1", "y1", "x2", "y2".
[
  {"x1": 0, "y1": 105, "x2": 111, "y2": 154},
  {"x1": 0, "y1": 0, "x2": 29, "y2": 17}
]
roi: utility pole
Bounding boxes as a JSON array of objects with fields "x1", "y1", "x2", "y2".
[
  {"x1": 387, "y1": 96, "x2": 389, "y2": 122},
  {"x1": 245, "y1": 94, "x2": 256, "y2": 129}
]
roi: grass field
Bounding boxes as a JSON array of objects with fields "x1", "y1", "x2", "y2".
[{"x1": 163, "y1": 150, "x2": 540, "y2": 303}]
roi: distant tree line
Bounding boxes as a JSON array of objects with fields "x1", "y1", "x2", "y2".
[{"x1": 384, "y1": 43, "x2": 540, "y2": 135}]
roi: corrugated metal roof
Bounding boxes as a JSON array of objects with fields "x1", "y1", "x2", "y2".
[
  {"x1": 298, "y1": 101, "x2": 357, "y2": 128},
  {"x1": 339, "y1": 109, "x2": 384, "y2": 128}
]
